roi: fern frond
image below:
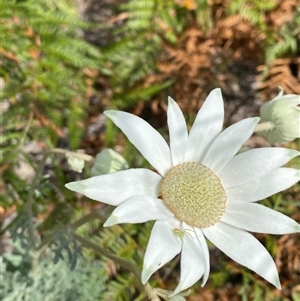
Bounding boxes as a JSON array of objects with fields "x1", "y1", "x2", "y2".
[
  {"x1": 112, "y1": 80, "x2": 174, "y2": 109},
  {"x1": 101, "y1": 274, "x2": 139, "y2": 301}
]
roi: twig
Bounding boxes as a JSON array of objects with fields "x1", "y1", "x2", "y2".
[
  {"x1": 70, "y1": 209, "x2": 105, "y2": 229},
  {"x1": 72, "y1": 233, "x2": 142, "y2": 284},
  {"x1": 24, "y1": 147, "x2": 94, "y2": 248},
  {"x1": 26, "y1": 151, "x2": 50, "y2": 248},
  {"x1": 161, "y1": 255, "x2": 180, "y2": 282},
  {"x1": 52, "y1": 148, "x2": 94, "y2": 163},
  {"x1": 72, "y1": 232, "x2": 161, "y2": 300}
]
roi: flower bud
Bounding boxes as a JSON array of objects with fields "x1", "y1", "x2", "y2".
[
  {"x1": 91, "y1": 148, "x2": 128, "y2": 176},
  {"x1": 259, "y1": 88, "x2": 300, "y2": 143},
  {"x1": 66, "y1": 155, "x2": 85, "y2": 173}
]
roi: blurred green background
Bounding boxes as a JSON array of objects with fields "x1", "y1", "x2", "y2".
[{"x1": 1, "y1": 0, "x2": 299, "y2": 300}]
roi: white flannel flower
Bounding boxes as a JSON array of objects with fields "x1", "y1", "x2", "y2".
[
  {"x1": 258, "y1": 88, "x2": 300, "y2": 143},
  {"x1": 66, "y1": 88, "x2": 300, "y2": 296}
]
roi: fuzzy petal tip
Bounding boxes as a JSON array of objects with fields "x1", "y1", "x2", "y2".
[{"x1": 65, "y1": 181, "x2": 86, "y2": 193}]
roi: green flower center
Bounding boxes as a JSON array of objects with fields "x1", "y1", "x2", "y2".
[{"x1": 160, "y1": 162, "x2": 227, "y2": 228}]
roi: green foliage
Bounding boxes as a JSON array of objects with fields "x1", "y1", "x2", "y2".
[
  {"x1": 95, "y1": 222, "x2": 151, "y2": 265},
  {"x1": 194, "y1": 0, "x2": 214, "y2": 31},
  {"x1": 237, "y1": 271, "x2": 288, "y2": 301},
  {"x1": 1, "y1": 1, "x2": 300, "y2": 300},
  {"x1": 210, "y1": 268, "x2": 234, "y2": 288},
  {"x1": 1, "y1": 0, "x2": 101, "y2": 213},
  {"x1": 1, "y1": 0, "x2": 100, "y2": 150},
  {"x1": 0, "y1": 168, "x2": 26, "y2": 208},
  {"x1": 101, "y1": 274, "x2": 142, "y2": 301},
  {"x1": 238, "y1": 276, "x2": 266, "y2": 301},
  {"x1": 74, "y1": 219, "x2": 154, "y2": 300},
  {"x1": 226, "y1": 0, "x2": 299, "y2": 63},
  {"x1": 292, "y1": 289, "x2": 300, "y2": 301},
  {"x1": 266, "y1": 7, "x2": 300, "y2": 63},
  {"x1": 227, "y1": 0, "x2": 277, "y2": 29},
  {"x1": 101, "y1": 0, "x2": 192, "y2": 108},
  {"x1": 112, "y1": 80, "x2": 174, "y2": 109},
  {"x1": 51, "y1": 229, "x2": 82, "y2": 270},
  {"x1": 1, "y1": 242, "x2": 107, "y2": 301},
  {"x1": 3, "y1": 215, "x2": 150, "y2": 300},
  {"x1": 261, "y1": 187, "x2": 300, "y2": 217},
  {"x1": 120, "y1": 0, "x2": 188, "y2": 42}
]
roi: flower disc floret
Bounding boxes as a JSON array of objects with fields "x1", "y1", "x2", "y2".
[{"x1": 160, "y1": 162, "x2": 227, "y2": 228}]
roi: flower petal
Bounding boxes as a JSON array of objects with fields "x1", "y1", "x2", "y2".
[
  {"x1": 142, "y1": 219, "x2": 182, "y2": 284},
  {"x1": 104, "y1": 196, "x2": 174, "y2": 226},
  {"x1": 220, "y1": 148, "x2": 300, "y2": 188},
  {"x1": 65, "y1": 168, "x2": 161, "y2": 206},
  {"x1": 203, "y1": 117, "x2": 260, "y2": 174},
  {"x1": 194, "y1": 227, "x2": 210, "y2": 286},
  {"x1": 170, "y1": 225, "x2": 210, "y2": 296},
  {"x1": 186, "y1": 88, "x2": 224, "y2": 162},
  {"x1": 167, "y1": 97, "x2": 188, "y2": 165},
  {"x1": 105, "y1": 110, "x2": 172, "y2": 176},
  {"x1": 222, "y1": 202, "x2": 300, "y2": 234},
  {"x1": 226, "y1": 168, "x2": 300, "y2": 202},
  {"x1": 202, "y1": 222, "x2": 281, "y2": 289}
]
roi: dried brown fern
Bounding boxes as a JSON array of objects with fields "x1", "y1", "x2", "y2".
[
  {"x1": 256, "y1": 0, "x2": 299, "y2": 99},
  {"x1": 267, "y1": 0, "x2": 298, "y2": 28},
  {"x1": 257, "y1": 57, "x2": 300, "y2": 100},
  {"x1": 189, "y1": 285, "x2": 240, "y2": 301},
  {"x1": 213, "y1": 14, "x2": 265, "y2": 60},
  {"x1": 101, "y1": 0, "x2": 299, "y2": 125},
  {"x1": 146, "y1": 27, "x2": 220, "y2": 113},
  {"x1": 276, "y1": 232, "x2": 300, "y2": 277}
]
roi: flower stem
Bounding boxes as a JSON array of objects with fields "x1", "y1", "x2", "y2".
[
  {"x1": 22, "y1": 147, "x2": 94, "y2": 249},
  {"x1": 21, "y1": 147, "x2": 160, "y2": 299},
  {"x1": 144, "y1": 283, "x2": 161, "y2": 301},
  {"x1": 254, "y1": 121, "x2": 275, "y2": 133},
  {"x1": 70, "y1": 209, "x2": 105, "y2": 228},
  {"x1": 26, "y1": 151, "x2": 50, "y2": 249},
  {"x1": 52, "y1": 148, "x2": 94, "y2": 162},
  {"x1": 72, "y1": 233, "x2": 141, "y2": 277},
  {"x1": 72, "y1": 232, "x2": 161, "y2": 300}
]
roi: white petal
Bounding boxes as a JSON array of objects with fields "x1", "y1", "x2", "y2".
[
  {"x1": 142, "y1": 219, "x2": 182, "y2": 284},
  {"x1": 186, "y1": 88, "x2": 224, "y2": 162},
  {"x1": 167, "y1": 97, "x2": 188, "y2": 165},
  {"x1": 202, "y1": 222, "x2": 281, "y2": 289},
  {"x1": 105, "y1": 110, "x2": 172, "y2": 176},
  {"x1": 104, "y1": 196, "x2": 174, "y2": 226},
  {"x1": 194, "y1": 227, "x2": 210, "y2": 286},
  {"x1": 226, "y1": 168, "x2": 300, "y2": 202},
  {"x1": 220, "y1": 148, "x2": 300, "y2": 188},
  {"x1": 281, "y1": 93, "x2": 300, "y2": 105},
  {"x1": 65, "y1": 168, "x2": 161, "y2": 206},
  {"x1": 203, "y1": 117, "x2": 260, "y2": 173},
  {"x1": 170, "y1": 225, "x2": 210, "y2": 296},
  {"x1": 273, "y1": 86, "x2": 284, "y2": 100},
  {"x1": 222, "y1": 202, "x2": 300, "y2": 234}
]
